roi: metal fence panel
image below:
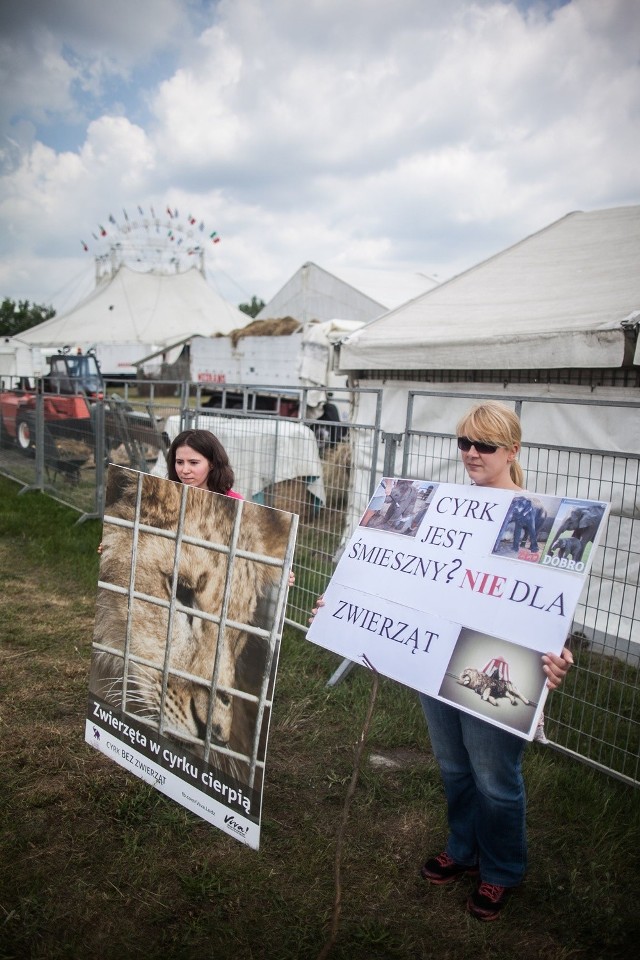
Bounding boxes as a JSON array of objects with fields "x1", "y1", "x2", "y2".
[
  {"x1": 1, "y1": 378, "x2": 383, "y2": 629},
  {"x1": 402, "y1": 389, "x2": 639, "y2": 786},
  {"x1": 0, "y1": 382, "x2": 171, "y2": 520},
  {"x1": 0, "y1": 379, "x2": 102, "y2": 518}
]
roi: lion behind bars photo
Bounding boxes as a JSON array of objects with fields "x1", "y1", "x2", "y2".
[
  {"x1": 90, "y1": 466, "x2": 293, "y2": 788},
  {"x1": 458, "y1": 667, "x2": 531, "y2": 707}
]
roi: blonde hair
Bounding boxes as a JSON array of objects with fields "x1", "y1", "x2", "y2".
[{"x1": 456, "y1": 400, "x2": 524, "y2": 488}]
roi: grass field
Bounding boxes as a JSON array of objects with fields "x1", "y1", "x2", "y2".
[{"x1": 1, "y1": 474, "x2": 639, "y2": 960}]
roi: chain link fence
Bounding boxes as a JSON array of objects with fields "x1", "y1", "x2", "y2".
[
  {"x1": 1, "y1": 377, "x2": 637, "y2": 785},
  {"x1": 399, "y1": 389, "x2": 639, "y2": 786}
]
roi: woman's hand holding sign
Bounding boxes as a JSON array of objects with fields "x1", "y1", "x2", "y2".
[{"x1": 542, "y1": 647, "x2": 574, "y2": 690}]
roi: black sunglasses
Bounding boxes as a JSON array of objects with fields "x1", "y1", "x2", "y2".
[{"x1": 457, "y1": 436, "x2": 499, "y2": 455}]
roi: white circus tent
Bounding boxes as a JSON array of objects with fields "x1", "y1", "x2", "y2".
[
  {"x1": 21, "y1": 263, "x2": 251, "y2": 376},
  {"x1": 255, "y1": 261, "x2": 388, "y2": 325},
  {"x1": 337, "y1": 204, "x2": 640, "y2": 656},
  {"x1": 339, "y1": 205, "x2": 640, "y2": 372}
]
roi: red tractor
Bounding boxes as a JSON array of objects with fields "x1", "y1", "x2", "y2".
[
  {"x1": 0, "y1": 351, "x2": 103, "y2": 453},
  {"x1": 0, "y1": 351, "x2": 163, "y2": 483}
]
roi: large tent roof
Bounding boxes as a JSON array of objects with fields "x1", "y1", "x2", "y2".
[
  {"x1": 256, "y1": 261, "x2": 387, "y2": 324},
  {"x1": 338, "y1": 205, "x2": 640, "y2": 372},
  {"x1": 21, "y1": 264, "x2": 250, "y2": 349},
  {"x1": 330, "y1": 266, "x2": 439, "y2": 309}
]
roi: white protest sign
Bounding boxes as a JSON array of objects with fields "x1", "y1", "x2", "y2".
[{"x1": 307, "y1": 478, "x2": 609, "y2": 739}]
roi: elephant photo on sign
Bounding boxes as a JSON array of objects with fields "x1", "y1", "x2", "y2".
[{"x1": 551, "y1": 503, "x2": 607, "y2": 563}]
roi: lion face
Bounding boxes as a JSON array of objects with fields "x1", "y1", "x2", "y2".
[
  {"x1": 459, "y1": 668, "x2": 477, "y2": 687},
  {"x1": 91, "y1": 468, "x2": 292, "y2": 775}
]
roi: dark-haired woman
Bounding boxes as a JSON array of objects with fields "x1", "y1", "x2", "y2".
[
  {"x1": 166, "y1": 428, "x2": 295, "y2": 588},
  {"x1": 167, "y1": 428, "x2": 242, "y2": 497}
]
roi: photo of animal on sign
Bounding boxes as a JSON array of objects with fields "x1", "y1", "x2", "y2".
[
  {"x1": 307, "y1": 478, "x2": 609, "y2": 739},
  {"x1": 438, "y1": 631, "x2": 545, "y2": 736},
  {"x1": 86, "y1": 465, "x2": 297, "y2": 849},
  {"x1": 360, "y1": 478, "x2": 437, "y2": 536},
  {"x1": 491, "y1": 493, "x2": 606, "y2": 570}
]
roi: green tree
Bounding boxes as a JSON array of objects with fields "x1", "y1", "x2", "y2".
[
  {"x1": 0, "y1": 298, "x2": 55, "y2": 337},
  {"x1": 238, "y1": 295, "x2": 265, "y2": 318}
]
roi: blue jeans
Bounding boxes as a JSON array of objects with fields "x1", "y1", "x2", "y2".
[{"x1": 419, "y1": 694, "x2": 527, "y2": 887}]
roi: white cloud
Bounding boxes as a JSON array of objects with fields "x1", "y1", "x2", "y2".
[
  {"x1": 0, "y1": 0, "x2": 639, "y2": 311},
  {"x1": 0, "y1": 0, "x2": 189, "y2": 68}
]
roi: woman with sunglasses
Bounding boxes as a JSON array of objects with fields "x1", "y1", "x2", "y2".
[
  {"x1": 310, "y1": 400, "x2": 572, "y2": 920},
  {"x1": 419, "y1": 400, "x2": 573, "y2": 921}
]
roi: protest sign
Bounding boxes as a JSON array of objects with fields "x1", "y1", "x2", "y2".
[
  {"x1": 86, "y1": 466, "x2": 297, "y2": 848},
  {"x1": 307, "y1": 478, "x2": 609, "y2": 739}
]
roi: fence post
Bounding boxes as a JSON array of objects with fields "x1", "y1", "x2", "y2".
[
  {"x1": 180, "y1": 380, "x2": 192, "y2": 430},
  {"x1": 34, "y1": 387, "x2": 45, "y2": 490},
  {"x1": 326, "y1": 430, "x2": 404, "y2": 687},
  {"x1": 381, "y1": 431, "x2": 403, "y2": 477},
  {"x1": 94, "y1": 399, "x2": 106, "y2": 518}
]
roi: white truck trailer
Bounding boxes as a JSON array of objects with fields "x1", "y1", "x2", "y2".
[{"x1": 140, "y1": 318, "x2": 362, "y2": 430}]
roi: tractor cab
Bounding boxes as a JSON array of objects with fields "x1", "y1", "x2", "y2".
[{"x1": 44, "y1": 352, "x2": 104, "y2": 398}]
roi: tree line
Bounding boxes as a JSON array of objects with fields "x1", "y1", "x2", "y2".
[{"x1": 0, "y1": 298, "x2": 55, "y2": 338}]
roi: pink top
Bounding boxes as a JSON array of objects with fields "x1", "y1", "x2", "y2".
[{"x1": 226, "y1": 488, "x2": 243, "y2": 500}]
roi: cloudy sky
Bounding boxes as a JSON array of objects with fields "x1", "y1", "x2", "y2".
[{"x1": 1, "y1": 0, "x2": 639, "y2": 314}]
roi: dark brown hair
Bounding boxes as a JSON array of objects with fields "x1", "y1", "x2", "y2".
[{"x1": 167, "y1": 429, "x2": 235, "y2": 494}]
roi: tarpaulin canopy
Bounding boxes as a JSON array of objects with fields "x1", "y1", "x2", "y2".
[{"x1": 339, "y1": 205, "x2": 640, "y2": 371}]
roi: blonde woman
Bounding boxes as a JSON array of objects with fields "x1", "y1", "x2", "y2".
[
  {"x1": 419, "y1": 401, "x2": 572, "y2": 921},
  {"x1": 311, "y1": 401, "x2": 571, "y2": 920}
]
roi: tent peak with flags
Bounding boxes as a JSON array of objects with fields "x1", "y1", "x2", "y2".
[{"x1": 20, "y1": 263, "x2": 252, "y2": 377}]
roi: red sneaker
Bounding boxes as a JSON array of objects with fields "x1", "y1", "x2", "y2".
[
  {"x1": 467, "y1": 881, "x2": 511, "y2": 921},
  {"x1": 420, "y1": 851, "x2": 479, "y2": 885}
]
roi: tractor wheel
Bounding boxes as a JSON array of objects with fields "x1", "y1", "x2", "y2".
[
  {"x1": 16, "y1": 412, "x2": 35, "y2": 455},
  {"x1": 0, "y1": 414, "x2": 13, "y2": 448}
]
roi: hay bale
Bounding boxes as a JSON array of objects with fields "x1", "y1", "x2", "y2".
[
  {"x1": 222, "y1": 317, "x2": 302, "y2": 348},
  {"x1": 55, "y1": 437, "x2": 92, "y2": 459},
  {"x1": 321, "y1": 441, "x2": 351, "y2": 509},
  {"x1": 262, "y1": 478, "x2": 318, "y2": 522}
]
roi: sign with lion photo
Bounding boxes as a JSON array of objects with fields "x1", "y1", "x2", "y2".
[{"x1": 85, "y1": 465, "x2": 298, "y2": 849}]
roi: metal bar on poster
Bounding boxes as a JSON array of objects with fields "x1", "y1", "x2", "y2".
[
  {"x1": 121, "y1": 472, "x2": 145, "y2": 716},
  {"x1": 156, "y1": 480, "x2": 189, "y2": 737},
  {"x1": 201, "y1": 494, "x2": 243, "y2": 767},
  {"x1": 248, "y1": 513, "x2": 299, "y2": 784}
]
